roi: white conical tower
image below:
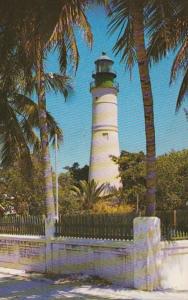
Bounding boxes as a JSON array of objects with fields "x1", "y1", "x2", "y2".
[{"x1": 89, "y1": 52, "x2": 122, "y2": 191}]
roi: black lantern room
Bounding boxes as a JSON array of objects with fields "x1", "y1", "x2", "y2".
[{"x1": 91, "y1": 52, "x2": 118, "y2": 90}]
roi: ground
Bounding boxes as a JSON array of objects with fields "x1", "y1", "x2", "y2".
[{"x1": 0, "y1": 268, "x2": 188, "y2": 300}]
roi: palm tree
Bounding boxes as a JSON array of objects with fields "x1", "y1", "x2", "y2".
[
  {"x1": 0, "y1": 1, "x2": 109, "y2": 218},
  {"x1": 147, "y1": 1, "x2": 188, "y2": 111},
  {"x1": 30, "y1": 2, "x2": 93, "y2": 220},
  {"x1": 72, "y1": 179, "x2": 106, "y2": 210},
  {"x1": 108, "y1": 1, "x2": 157, "y2": 215},
  {"x1": 0, "y1": 54, "x2": 70, "y2": 178},
  {"x1": 0, "y1": 1, "x2": 93, "y2": 219}
]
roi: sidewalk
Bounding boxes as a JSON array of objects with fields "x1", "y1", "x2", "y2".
[{"x1": 0, "y1": 268, "x2": 188, "y2": 300}]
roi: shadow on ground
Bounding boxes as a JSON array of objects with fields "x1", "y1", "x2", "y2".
[
  {"x1": 1, "y1": 273, "x2": 188, "y2": 300},
  {"x1": 0, "y1": 275, "x2": 132, "y2": 300}
]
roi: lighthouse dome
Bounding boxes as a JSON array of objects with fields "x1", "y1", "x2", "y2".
[{"x1": 95, "y1": 52, "x2": 113, "y2": 63}]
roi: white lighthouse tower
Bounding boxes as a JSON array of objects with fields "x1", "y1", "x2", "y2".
[{"x1": 89, "y1": 52, "x2": 121, "y2": 191}]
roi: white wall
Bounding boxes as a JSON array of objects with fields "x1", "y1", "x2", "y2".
[
  {"x1": 50, "y1": 238, "x2": 134, "y2": 287},
  {"x1": 0, "y1": 235, "x2": 134, "y2": 287},
  {"x1": 160, "y1": 240, "x2": 188, "y2": 290},
  {"x1": 0, "y1": 231, "x2": 188, "y2": 290},
  {"x1": 0, "y1": 235, "x2": 46, "y2": 273}
]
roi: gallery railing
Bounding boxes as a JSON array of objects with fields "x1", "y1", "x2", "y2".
[{"x1": 90, "y1": 80, "x2": 119, "y2": 91}]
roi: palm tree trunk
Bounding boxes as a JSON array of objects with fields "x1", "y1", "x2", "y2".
[
  {"x1": 132, "y1": 6, "x2": 156, "y2": 216},
  {"x1": 36, "y1": 37, "x2": 55, "y2": 219}
]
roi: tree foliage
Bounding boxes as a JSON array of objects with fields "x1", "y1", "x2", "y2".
[
  {"x1": 114, "y1": 149, "x2": 188, "y2": 211},
  {"x1": 0, "y1": 66, "x2": 65, "y2": 172},
  {"x1": 112, "y1": 151, "x2": 146, "y2": 209},
  {"x1": 156, "y1": 150, "x2": 188, "y2": 210},
  {"x1": 147, "y1": 0, "x2": 188, "y2": 111},
  {"x1": 71, "y1": 179, "x2": 106, "y2": 210},
  {"x1": 64, "y1": 163, "x2": 89, "y2": 183},
  {"x1": 57, "y1": 172, "x2": 82, "y2": 215},
  {"x1": 0, "y1": 159, "x2": 45, "y2": 215},
  {"x1": 1, "y1": 149, "x2": 188, "y2": 215}
]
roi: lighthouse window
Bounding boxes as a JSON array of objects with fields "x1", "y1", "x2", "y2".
[
  {"x1": 102, "y1": 132, "x2": 109, "y2": 140},
  {"x1": 97, "y1": 62, "x2": 112, "y2": 73}
]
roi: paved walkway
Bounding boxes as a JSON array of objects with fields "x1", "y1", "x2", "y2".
[{"x1": 0, "y1": 269, "x2": 188, "y2": 300}]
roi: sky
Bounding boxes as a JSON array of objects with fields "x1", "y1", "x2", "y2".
[{"x1": 44, "y1": 7, "x2": 188, "y2": 173}]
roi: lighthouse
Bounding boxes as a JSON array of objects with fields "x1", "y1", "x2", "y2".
[{"x1": 89, "y1": 52, "x2": 121, "y2": 191}]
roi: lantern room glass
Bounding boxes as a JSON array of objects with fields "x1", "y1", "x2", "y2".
[{"x1": 96, "y1": 60, "x2": 113, "y2": 73}]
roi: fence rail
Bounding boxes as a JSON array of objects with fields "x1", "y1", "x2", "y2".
[
  {"x1": 0, "y1": 215, "x2": 45, "y2": 236},
  {"x1": 55, "y1": 213, "x2": 136, "y2": 240},
  {"x1": 156, "y1": 210, "x2": 188, "y2": 240},
  {"x1": 0, "y1": 210, "x2": 187, "y2": 240},
  {"x1": 161, "y1": 224, "x2": 188, "y2": 240}
]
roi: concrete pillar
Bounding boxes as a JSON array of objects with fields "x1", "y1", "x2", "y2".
[
  {"x1": 133, "y1": 217, "x2": 161, "y2": 291},
  {"x1": 45, "y1": 217, "x2": 56, "y2": 238},
  {"x1": 45, "y1": 217, "x2": 55, "y2": 273}
]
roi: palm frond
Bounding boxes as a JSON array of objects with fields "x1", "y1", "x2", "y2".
[
  {"x1": 46, "y1": 112, "x2": 63, "y2": 146},
  {"x1": 108, "y1": 0, "x2": 137, "y2": 71},
  {"x1": 20, "y1": 116, "x2": 40, "y2": 150},
  {"x1": 176, "y1": 67, "x2": 188, "y2": 111},
  {"x1": 44, "y1": 73, "x2": 72, "y2": 97},
  {"x1": 0, "y1": 94, "x2": 32, "y2": 175},
  {"x1": 145, "y1": 1, "x2": 188, "y2": 113},
  {"x1": 55, "y1": 26, "x2": 80, "y2": 73},
  {"x1": 170, "y1": 38, "x2": 188, "y2": 83},
  {"x1": 48, "y1": 1, "x2": 92, "y2": 73},
  {"x1": 13, "y1": 93, "x2": 63, "y2": 146},
  {"x1": 147, "y1": 0, "x2": 188, "y2": 63},
  {"x1": 71, "y1": 179, "x2": 106, "y2": 209}
]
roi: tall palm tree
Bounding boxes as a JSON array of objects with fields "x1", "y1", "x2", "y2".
[
  {"x1": 0, "y1": 1, "x2": 93, "y2": 219},
  {"x1": 147, "y1": 1, "x2": 188, "y2": 112},
  {"x1": 108, "y1": 0, "x2": 157, "y2": 215},
  {"x1": 0, "y1": 0, "x2": 108, "y2": 218},
  {"x1": 72, "y1": 179, "x2": 106, "y2": 209},
  {"x1": 35, "y1": 3, "x2": 92, "y2": 219}
]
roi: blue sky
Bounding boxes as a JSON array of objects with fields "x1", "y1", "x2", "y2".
[{"x1": 45, "y1": 7, "x2": 188, "y2": 173}]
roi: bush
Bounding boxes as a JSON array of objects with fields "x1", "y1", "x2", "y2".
[{"x1": 92, "y1": 201, "x2": 134, "y2": 214}]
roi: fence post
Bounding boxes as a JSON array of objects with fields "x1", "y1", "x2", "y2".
[
  {"x1": 173, "y1": 209, "x2": 177, "y2": 227},
  {"x1": 133, "y1": 217, "x2": 161, "y2": 291}
]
